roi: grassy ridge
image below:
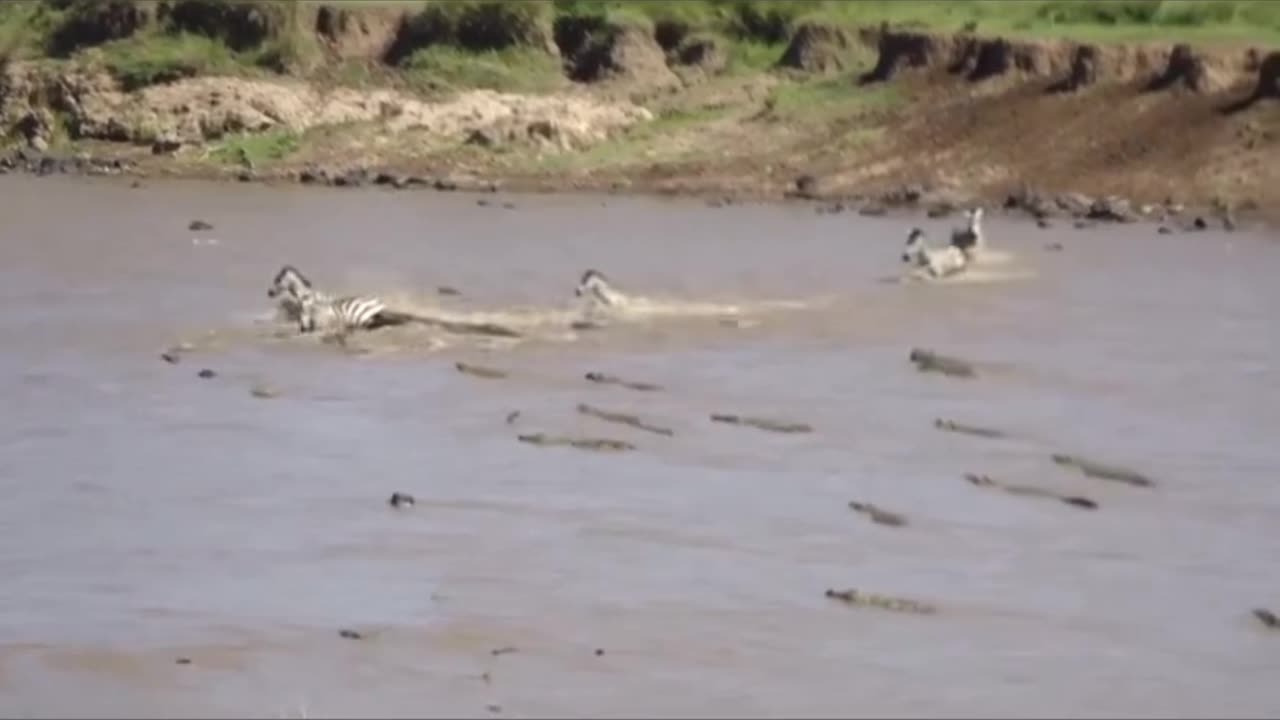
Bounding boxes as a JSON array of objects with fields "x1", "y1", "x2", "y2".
[{"x1": 3, "y1": 1, "x2": 1278, "y2": 75}]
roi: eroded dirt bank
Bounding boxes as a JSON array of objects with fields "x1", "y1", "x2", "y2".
[{"x1": 2, "y1": 4, "x2": 1278, "y2": 227}]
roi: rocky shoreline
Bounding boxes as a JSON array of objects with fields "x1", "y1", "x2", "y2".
[{"x1": 0, "y1": 143, "x2": 1253, "y2": 235}]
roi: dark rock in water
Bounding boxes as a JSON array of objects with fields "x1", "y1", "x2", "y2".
[
  {"x1": 188, "y1": 219, "x2": 214, "y2": 231},
  {"x1": 388, "y1": 492, "x2": 415, "y2": 508},
  {"x1": 594, "y1": 648, "x2": 605, "y2": 656},
  {"x1": 502, "y1": 202, "x2": 516, "y2": 210},
  {"x1": 858, "y1": 205, "x2": 888, "y2": 217},
  {"x1": 161, "y1": 351, "x2": 181, "y2": 364},
  {"x1": 437, "y1": 286, "x2": 462, "y2": 296},
  {"x1": 338, "y1": 629, "x2": 364, "y2": 640},
  {"x1": 1157, "y1": 225, "x2": 1174, "y2": 235},
  {"x1": 1045, "y1": 242, "x2": 1064, "y2": 251},
  {"x1": 1254, "y1": 608, "x2": 1279, "y2": 629},
  {"x1": 197, "y1": 368, "x2": 216, "y2": 379},
  {"x1": 434, "y1": 177, "x2": 459, "y2": 192},
  {"x1": 505, "y1": 410, "x2": 521, "y2": 425},
  {"x1": 1191, "y1": 216, "x2": 1208, "y2": 230},
  {"x1": 881, "y1": 182, "x2": 925, "y2": 206},
  {"x1": 1073, "y1": 220, "x2": 1095, "y2": 230},
  {"x1": 1037, "y1": 219, "x2": 1053, "y2": 229},
  {"x1": 1060, "y1": 496, "x2": 1099, "y2": 510},
  {"x1": 299, "y1": 168, "x2": 325, "y2": 185},
  {"x1": 926, "y1": 203, "x2": 956, "y2": 219},
  {"x1": 175, "y1": 657, "x2": 192, "y2": 665},
  {"x1": 571, "y1": 320, "x2": 604, "y2": 331}
]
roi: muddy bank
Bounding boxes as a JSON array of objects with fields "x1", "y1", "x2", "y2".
[{"x1": 2, "y1": 10, "x2": 1278, "y2": 226}]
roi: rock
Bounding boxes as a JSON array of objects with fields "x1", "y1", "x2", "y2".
[
  {"x1": 388, "y1": 492, "x2": 415, "y2": 508},
  {"x1": 151, "y1": 136, "x2": 182, "y2": 155},
  {"x1": 1037, "y1": 219, "x2": 1053, "y2": 229},
  {"x1": 1157, "y1": 225, "x2": 1174, "y2": 235},
  {"x1": 1087, "y1": 195, "x2": 1138, "y2": 223},
  {"x1": 466, "y1": 128, "x2": 497, "y2": 148},
  {"x1": 437, "y1": 286, "x2": 461, "y2": 296},
  {"x1": 927, "y1": 203, "x2": 956, "y2": 218},
  {"x1": 858, "y1": 205, "x2": 888, "y2": 217},
  {"x1": 1045, "y1": 241, "x2": 1064, "y2": 251},
  {"x1": 881, "y1": 183, "x2": 925, "y2": 206},
  {"x1": 1055, "y1": 192, "x2": 1094, "y2": 216},
  {"x1": 236, "y1": 169, "x2": 254, "y2": 182},
  {"x1": 197, "y1": 368, "x2": 217, "y2": 379},
  {"x1": 793, "y1": 174, "x2": 820, "y2": 198},
  {"x1": 175, "y1": 657, "x2": 192, "y2": 665},
  {"x1": 505, "y1": 410, "x2": 521, "y2": 425},
  {"x1": 1073, "y1": 220, "x2": 1095, "y2": 230},
  {"x1": 777, "y1": 21, "x2": 851, "y2": 74},
  {"x1": 674, "y1": 35, "x2": 726, "y2": 75},
  {"x1": 338, "y1": 629, "x2": 364, "y2": 640},
  {"x1": 188, "y1": 219, "x2": 214, "y2": 231}
]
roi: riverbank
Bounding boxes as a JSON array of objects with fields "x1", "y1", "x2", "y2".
[{"x1": 1, "y1": 1, "x2": 1278, "y2": 228}]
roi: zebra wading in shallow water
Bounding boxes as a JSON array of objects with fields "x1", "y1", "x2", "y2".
[
  {"x1": 267, "y1": 265, "x2": 421, "y2": 334},
  {"x1": 574, "y1": 269, "x2": 631, "y2": 320},
  {"x1": 902, "y1": 228, "x2": 969, "y2": 279},
  {"x1": 267, "y1": 265, "x2": 523, "y2": 338}
]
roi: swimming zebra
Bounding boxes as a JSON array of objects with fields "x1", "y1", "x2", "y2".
[
  {"x1": 267, "y1": 265, "x2": 420, "y2": 334},
  {"x1": 902, "y1": 227, "x2": 969, "y2": 279},
  {"x1": 268, "y1": 265, "x2": 523, "y2": 338},
  {"x1": 949, "y1": 207, "x2": 986, "y2": 259},
  {"x1": 574, "y1": 269, "x2": 631, "y2": 317}
]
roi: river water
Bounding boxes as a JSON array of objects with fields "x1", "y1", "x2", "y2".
[{"x1": 1, "y1": 175, "x2": 1277, "y2": 718}]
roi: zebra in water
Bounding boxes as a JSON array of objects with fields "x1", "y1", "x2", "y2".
[
  {"x1": 902, "y1": 227, "x2": 969, "y2": 279},
  {"x1": 268, "y1": 265, "x2": 524, "y2": 338},
  {"x1": 267, "y1": 265, "x2": 422, "y2": 334},
  {"x1": 949, "y1": 207, "x2": 986, "y2": 260},
  {"x1": 575, "y1": 269, "x2": 629, "y2": 311}
]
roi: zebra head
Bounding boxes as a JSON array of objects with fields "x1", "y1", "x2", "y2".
[
  {"x1": 575, "y1": 269, "x2": 624, "y2": 308},
  {"x1": 268, "y1": 265, "x2": 314, "y2": 300},
  {"x1": 902, "y1": 228, "x2": 928, "y2": 264},
  {"x1": 268, "y1": 265, "x2": 317, "y2": 328}
]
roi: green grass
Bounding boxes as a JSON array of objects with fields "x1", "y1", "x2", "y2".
[
  {"x1": 208, "y1": 127, "x2": 300, "y2": 166},
  {"x1": 402, "y1": 45, "x2": 565, "y2": 93},
  {"x1": 93, "y1": 32, "x2": 246, "y2": 90},
  {"x1": 3, "y1": 0, "x2": 1279, "y2": 96},
  {"x1": 765, "y1": 74, "x2": 900, "y2": 121}
]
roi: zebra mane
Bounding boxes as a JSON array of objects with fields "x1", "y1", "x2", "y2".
[
  {"x1": 273, "y1": 264, "x2": 313, "y2": 290},
  {"x1": 580, "y1": 269, "x2": 608, "y2": 285}
]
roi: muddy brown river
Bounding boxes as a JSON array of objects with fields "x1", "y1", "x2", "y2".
[{"x1": 1, "y1": 175, "x2": 1277, "y2": 718}]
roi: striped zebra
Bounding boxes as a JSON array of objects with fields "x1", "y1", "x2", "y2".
[
  {"x1": 949, "y1": 207, "x2": 986, "y2": 259},
  {"x1": 902, "y1": 227, "x2": 969, "y2": 279},
  {"x1": 267, "y1": 265, "x2": 522, "y2": 338},
  {"x1": 575, "y1": 269, "x2": 630, "y2": 312},
  {"x1": 267, "y1": 265, "x2": 418, "y2": 334}
]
